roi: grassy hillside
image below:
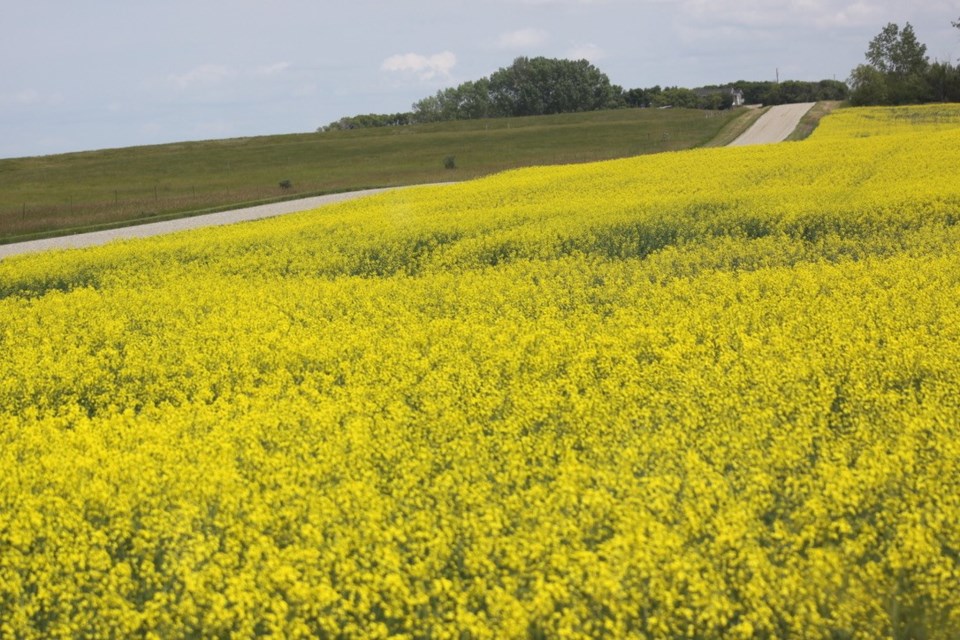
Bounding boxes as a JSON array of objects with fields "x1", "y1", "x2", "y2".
[
  {"x1": 0, "y1": 108, "x2": 745, "y2": 242},
  {"x1": 2, "y1": 105, "x2": 960, "y2": 638}
]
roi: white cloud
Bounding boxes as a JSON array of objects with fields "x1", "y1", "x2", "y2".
[
  {"x1": 161, "y1": 62, "x2": 291, "y2": 96},
  {"x1": 381, "y1": 51, "x2": 457, "y2": 80},
  {"x1": 497, "y1": 28, "x2": 549, "y2": 49},
  {"x1": 168, "y1": 64, "x2": 237, "y2": 90},
  {"x1": 567, "y1": 43, "x2": 607, "y2": 62},
  {"x1": 812, "y1": 1, "x2": 880, "y2": 28},
  {"x1": 254, "y1": 61, "x2": 292, "y2": 76},
  {"x1": 14, "y1": 89, "x2": 41, "y2": 105},
  {"x1": 677, "y1": 0, "x2": 885, "y2": 29}
]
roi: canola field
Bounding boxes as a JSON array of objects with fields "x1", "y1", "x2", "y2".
[{"x1": 2, "y1": 104, "x2": 960, "y2": 638}]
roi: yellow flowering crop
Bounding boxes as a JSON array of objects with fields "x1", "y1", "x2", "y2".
[{"x1": 2, "y1": 104, "x2": 960, "y2": 638}]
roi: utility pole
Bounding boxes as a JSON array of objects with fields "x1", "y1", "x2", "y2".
[{"x1": 776, "y1": 68, "x2": 780, "y2": 84}]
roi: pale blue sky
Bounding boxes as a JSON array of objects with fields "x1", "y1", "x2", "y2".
[{"x1": 2, "y1": 0, "x2": 958, "y2": 158}]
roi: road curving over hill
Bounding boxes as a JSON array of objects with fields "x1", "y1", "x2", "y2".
[
  {"x1": 2, "y1": 106, "x2": 817, "y2": 260},
  {"x1": 728, "y1": 102, "x2": 816, "y2": 146}
]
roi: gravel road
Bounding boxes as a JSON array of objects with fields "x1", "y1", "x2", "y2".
[
  {"x1": 0, "y1": 187, "x2": 428, "y2": 260},
  {"x1": 728, "y1": 102, "x2": 815, "y2": 147}
]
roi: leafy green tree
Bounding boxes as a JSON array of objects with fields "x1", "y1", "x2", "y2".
[
  {"x1": 322, "y1": 112, "x2": 412, "y2": 131},
  {"x1": 815, "y1": 80, "x2": 849, "y2": 101},
  {"x1": 927, "y1": 61, "x2": 960, "y2": 102},
  {"x1": 609, "y1": 84, "x2": 627, "y2": 109},
  {"x1": 408, "y1": 57, "x2": 619, "y2": 122},
  {"x1": 488, "y1": 57, "x2": 619, "y2": 117},
  {"x1": 851, "y1": 22, "x2": 931, "y2": 105},
  {"x1": 867, "y1": 22, "x2": 928, "y2": 75},
  {"x1": 848, "y1": 65, "x2": 890, "y2": 106},
  {"x1": 457, "y1": 79, "x2": 493, "y2": 119},
  {"x1": 731, "y1": 81, "x2": 776, "y2": 105},
  {"x1": 650, "y1": 87, "x2": 699, "y2": 109},
  {"x1": 697, "y1": 92, "x2": 733, "y2": 110},
  {"x1": 416, "y1": 80, "x2": 494, "y2": 122},
  {"x1": 624, "y1": 87, "x2": 653, "y2": 108},
  {"x1": 411, "y1": 94, "x2": 443, "y2": 124}
]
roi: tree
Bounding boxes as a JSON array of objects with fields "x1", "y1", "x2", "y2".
[
  {"x1": 650, "y1": 87, "x2": 699, "y2": 109},
  {"x1": 609, "y1": 84, "x2": 627, "y2": 109},
  {"x1": 867, "y1": 22, "x2": 928, "y2": 76},
  {"x1": 850, "y1": 22, "x2": 931, "y2": 105},
  {"x1": 413, "y1": 80, "x2": 494, "y2": 122},
  {"x1": 731, "y1": 81, "x2": 776, "y2": 105},
  {"x1": 321, "y1": 112, "x2": 412, "y2": 131},
  {"x1": 411, "y1": 94, "x2": 443, "y2": 124},
  {"x1": 815, "y1": 80, "x2": 849, "y2": 101},
  {"x1": 488, "y1": 57, "x2": 619, "y2": 117},
  {"x1": 624, "y1": 87, "x2": 653, "y2": 108},
  {"x1": 927, "y1": 61, "x2": 960, "y2": 102},
  {"x1": 457, "y1": 79, "x2": 493, "y2": 120},
  {"x1": 848, "y1": 65, "x2": 890, "y2": 106}
]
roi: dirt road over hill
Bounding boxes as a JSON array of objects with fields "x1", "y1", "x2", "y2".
[
  {"x1": 729, "y1": 102, "x2": 816, "y2": 146},
  {"x1": 1, "y1": 105, "x2": 817, "y2": 260}
]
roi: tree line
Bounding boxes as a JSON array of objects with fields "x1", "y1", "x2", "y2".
[
  {"x1": 320, "y1": 57, "x2": 845, "y2": 131},
  {"x1": 624, "y1": 80, "x2": 847, "y2": 110},
  {"x1": 320, "y1": 19, "x2": 960, "y2": 131},
  {"x1": 322, "y1": 58, "x2": 621, "y2": 130},
  {"x1": 849, "y1": 20, "x2": 960, "y2": 105}
]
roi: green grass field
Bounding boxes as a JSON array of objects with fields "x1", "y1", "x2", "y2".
[{"x1": 0, "y1": 108, "x2": 749, "y2": 242}]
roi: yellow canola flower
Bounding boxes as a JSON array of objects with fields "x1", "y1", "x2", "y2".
[{"x1": 1, "y1": 104, "x2": 960, "y2": 637}]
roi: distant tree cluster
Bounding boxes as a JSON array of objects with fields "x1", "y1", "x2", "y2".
[
  {"x1": 624, "y1": 80, "x2": 847, "y2": 110},
  {"x1": 320, "y1": 57, "x2": 623, "y2": 131},
  {"x1": 318, "y1": 56, "x2": 849, "y2": 132},
  {"x1": 413, "y1": 57, "x2": 624, "y2": 122},
  {"x1": 321, "y1": 20, "x2": 960, "y2": 132},
  {"x1": 412, "y1": 79, "x2": 495, "y2": 123},
  {"x1": 734, "y1": 80, "x2": 849, "y2": 104},
  {"x1": 623, "y1": 86, "x2": 725, "y2": 110},
  {"x1": 322, "y1": 112, "x2": 413, "y2": 131},
  {"x1": 849, "y1": 22, "x2": 960, "y2": 105}
]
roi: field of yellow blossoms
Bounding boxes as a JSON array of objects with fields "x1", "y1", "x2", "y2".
[{"x1": 2, "y1": 104, "x2": 960, "y2": 638}]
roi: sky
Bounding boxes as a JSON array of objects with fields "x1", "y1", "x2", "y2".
[{"x1": 1, "y1": 0, "x2": 958, "y2": 159}]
